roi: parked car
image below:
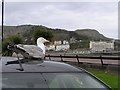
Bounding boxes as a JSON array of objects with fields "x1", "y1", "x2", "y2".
[{"x1": 1, "y1": 57, "x2": 111, "y2": 89}]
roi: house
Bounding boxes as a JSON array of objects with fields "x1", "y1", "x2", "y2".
[
  {"x1": 90, "y1": 40, "x2": 114, "y2": 52},
  {"x1": 46, "y1": 40, "x2": 70, "y2": 51}
]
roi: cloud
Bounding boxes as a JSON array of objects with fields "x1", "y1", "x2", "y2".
[
  {"x1": 1, "y1": 2, "x2": 118, "y2": 39},
  {"x1": 4, "y1": 0, "x2": 119, "y2": 2}
]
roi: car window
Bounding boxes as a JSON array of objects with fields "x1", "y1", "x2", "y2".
[
  {"x1": 2, "y1": 72, "x2": 109, "y2": 89},
  {"x1": 43, "y1": 72, "x2": 109, "y2": 88},
  {"x1": 2, "y1": 73, "x2": 48, "y2": 88}
]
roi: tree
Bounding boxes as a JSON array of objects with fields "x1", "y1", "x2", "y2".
[
  {"x1": 33, "y1": 28, "x2": 54, "y2": 43},
  {"x1": 8, "y1": 35, "x2": 23, "y2": 44}
]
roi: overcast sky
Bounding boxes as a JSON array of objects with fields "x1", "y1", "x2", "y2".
[{"x1": 0, "y1": 1, "x2": 118, "y2": 39}]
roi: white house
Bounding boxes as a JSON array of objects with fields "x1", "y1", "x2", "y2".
[
  {"x1": 90, "y1": 41, "x2": 114, "y2": 52},
  {"x1": 55, "y1": 44, "x2": 70, "y2": 51},
  {"x1": 54, "y1": 41, "x2": 62, "y2": 45},
  {"x1": 46, "y1": 45, "x2": 56, "y2": 51},
  {"x1": 46, "y1": 40, "x2": 70, "y2": 51}
]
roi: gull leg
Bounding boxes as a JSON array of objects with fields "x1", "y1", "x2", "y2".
[{"x1": 16, "y1": 49, "x2": 24, "y2": 71}]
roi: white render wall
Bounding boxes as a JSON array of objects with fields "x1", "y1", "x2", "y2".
[
  {"x1": 90, "y1": 41, "x2": 114, "y2": 51},
  {"x1": 46, "y1": 40, "x2": 70, "y2": 51},
  {"x1": 46, "y1": 44, "x2": 70, "y2": 51},
  {"x1": 55, "y1": 44, "x2": 70, "y2": 51}
]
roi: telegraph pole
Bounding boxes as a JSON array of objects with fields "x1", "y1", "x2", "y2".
[{"x1": 2, "y1": 0, "x2": 4, "y2": 42}]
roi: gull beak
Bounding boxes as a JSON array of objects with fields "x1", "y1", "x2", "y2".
[{"x1": 45, "y1": 40, "x2": 49, "y2": 43}]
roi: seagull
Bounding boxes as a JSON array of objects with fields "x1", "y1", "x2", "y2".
[{"x1": 7, "y1": 37, "x2": 49, "y2": 59}]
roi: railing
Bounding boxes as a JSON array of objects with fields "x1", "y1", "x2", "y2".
[{"x1": 45, "y1": 54, "x2": 120, "y2": 66}]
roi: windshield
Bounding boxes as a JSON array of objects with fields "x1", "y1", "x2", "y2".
[
  {"x1": 2, "y1": 73, "x2": 48, "y2": 88},
  {"x1": 43, "y1": 73, "x2": 108, "y2": 88},
  {"x1": 2, "y1": 72, "x2": 109, "y2": 89}
]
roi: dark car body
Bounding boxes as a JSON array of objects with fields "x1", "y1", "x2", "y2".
[{"x1": 1, "y1": 57, "x2": 112, "y2": 89}]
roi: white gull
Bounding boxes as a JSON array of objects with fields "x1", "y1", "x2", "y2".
[{"x1": 8, "y1": 37, "x2": 49, "y2": 59}]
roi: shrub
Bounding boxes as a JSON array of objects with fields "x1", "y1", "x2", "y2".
[
  {"x1": 33, "y1": 28, "x2": 54, "y2": 44},
  {"x1": 2, "y1": 35, "x2": 24, "y2": 56}
]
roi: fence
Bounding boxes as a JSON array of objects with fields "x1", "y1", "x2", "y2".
[{"x1": 45, "y1": 54, "x2": 120, "y2": 66}]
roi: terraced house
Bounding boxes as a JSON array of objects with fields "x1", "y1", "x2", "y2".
[
  {"x1": 90, "y1": 40, "x2": 115, "y2": 52},
  {"x1": 46, "y1": 40, "x2": 70, "y2": 51}
]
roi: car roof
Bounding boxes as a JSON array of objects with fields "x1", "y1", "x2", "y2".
[{"x1": 2, "y1": 57, "x2": 84, "y2": 73}]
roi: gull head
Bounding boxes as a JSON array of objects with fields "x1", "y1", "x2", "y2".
[
  {"x1": 37, "y1": 37, "x2": 49, "y2": 55},
  {"x1": 37, "y1": 37, "x2": 49, "y2": 46}
]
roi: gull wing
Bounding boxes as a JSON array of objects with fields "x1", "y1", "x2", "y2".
[{"x1": 17, "y1": 45, "x2": 44, "y2": 59}]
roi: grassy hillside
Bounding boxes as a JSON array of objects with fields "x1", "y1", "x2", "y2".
[
  {"x1": 75, "y1": 29, "x2": 110, "y2": 41},
  {"x1": 3, "y1": 25, "x2": 112, "y2": 44}
]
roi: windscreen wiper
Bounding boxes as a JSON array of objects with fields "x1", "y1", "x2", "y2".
[
  {"x1": 6, "y1": 44, "x2": 25, "y2": 71},
  {"x1": 6, "y1": 44, "x2": 43, "y2": 71}
]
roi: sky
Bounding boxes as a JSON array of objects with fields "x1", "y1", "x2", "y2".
[{"x1": 0, "y1": 0, "x2": 118, "y2": 39}]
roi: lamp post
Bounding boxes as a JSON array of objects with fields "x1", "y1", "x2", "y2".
[
  {"x1": 1, "y1": 0, "x2": 4, "y2": 56},
  {"x1": 2, "y1": 0, "x2": 4, "y2": 42}
]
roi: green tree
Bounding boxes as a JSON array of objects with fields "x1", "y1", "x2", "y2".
[
  {"x1": 70, "y1": 40, "x2": 90, "y2": 50},
  {"x1": 33, "y1": 28, "x2": 54, "y2": 43},
  {"x1": 2, "y1": 35, "x2": 24, "y2": 56},
  {"x1": 8, "y1": 35, "x2": 23, "y2": 44}
]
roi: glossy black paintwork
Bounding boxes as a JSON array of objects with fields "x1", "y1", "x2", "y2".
[
  {"x1": 2, "y1": 57, "x2": 83, "y2": 73},
  {"x1": 1, "y1": 57, "x2": 112, "y2": 89}
]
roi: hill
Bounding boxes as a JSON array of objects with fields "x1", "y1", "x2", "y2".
[
  {"x1": 3, "y1": 25, "x2": 112, "y2": 44},
  {"x1": 75, "y1": 29, "x2": 110, "y2": 41}
]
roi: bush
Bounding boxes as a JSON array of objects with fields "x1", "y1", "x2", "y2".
[
  {"x1": 2, "y1": 35, "x2": 24, "y2": 56},
  {"x1": 8, "y1": 35, "x2": 23, "y2": 44},
  {"x1": 33, "y1": 28, "x2": 54, "y2": 44}
]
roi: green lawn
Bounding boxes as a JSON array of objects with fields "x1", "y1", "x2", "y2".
[{"x1": 87, "y1": 69, "x2": 119, "y2": 90}]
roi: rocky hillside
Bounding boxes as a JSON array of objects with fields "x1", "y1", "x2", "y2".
[
  {"x1": 3, "y1": 25, "x2": 112, "y2": 43},
  {"x1": 75, "y1": 29, "x2": 110, "y2": 41}
]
